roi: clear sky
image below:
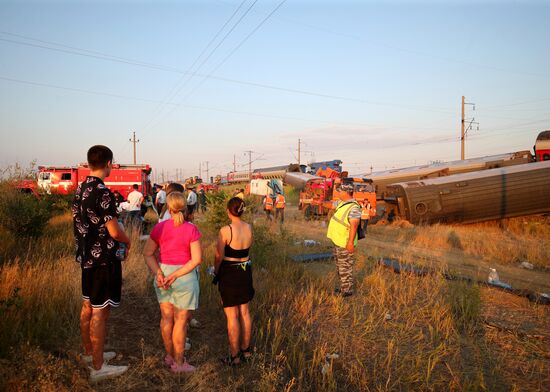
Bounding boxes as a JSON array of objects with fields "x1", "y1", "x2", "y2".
[{"x1": 1, "y1": 0, "x2": 549, "y2": 180}]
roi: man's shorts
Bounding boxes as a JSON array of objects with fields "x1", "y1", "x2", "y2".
[{"x1": 82, "y1": 260, "x2": 122, "y2": 309}]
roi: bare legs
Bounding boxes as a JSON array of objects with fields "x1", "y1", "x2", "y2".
[
  {"x1": 223, "y1": 302, "x2": 252, "y2": 360},
  {"x1": 80, "y1": 300, "x2": 111, "y2": 370},
  {"x1": 159, "y1": 302, "x2": 191, "y2": 365},
  {"x1": 159, "y1": 303, "x2": 174, "y2": 359}
]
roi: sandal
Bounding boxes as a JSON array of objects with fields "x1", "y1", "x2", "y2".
[
  {"x1": 240, "y1": 347, "x2": 253, "y2": 362},
  {"x1": 220, "y1": 354, "x2": 241, "y2": 366}
]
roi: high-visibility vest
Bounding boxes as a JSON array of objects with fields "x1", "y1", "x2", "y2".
[
  {"x1": 265, "y1": 196, "x2": 274, "y2": 210},
  {"x1": 361, "y1": 203, "x2": 371, "y2": 220},
  {"x1": 327, "y1": 201, "x2": 360, "y2": 248},
  {"x1": 275, "y1": 195, "x2": 285, "y2": 209},
  {"x1": 236, "y1": 192, "x2": 244, "y2": 199}
]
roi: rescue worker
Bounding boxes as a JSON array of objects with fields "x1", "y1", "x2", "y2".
[
  {"x1": 263, "y1": 193, "x2": 274, "y2": 221},
  {"x1": 198, "y1": 188, "x2": 207, "y2": 213},
  {"x1": 326, "y1": 182, "x2": 361, "y2": 297},
  {"x1": 275, "y1": 192, "x2": 285, "y2": 224},
  {"x1": 360, "y1": 199, "x2": 373, "y2": 234}
]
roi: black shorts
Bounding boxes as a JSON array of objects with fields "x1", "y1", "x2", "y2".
[{"x1": 82, "y1": 261, "x2": 122, "y2": 309}]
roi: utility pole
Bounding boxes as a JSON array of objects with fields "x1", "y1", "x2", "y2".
[
  {"x1": 205, "y1": 161, "x2": 209, "y2": 183},
  {"x1": 233, "y1": 154, "x2": 236, "y2": 172},
  {"x1": 129, "y1": 131, "x2": 140, "y2": 164},
  {"x1": 461, "y1": 96, "x2": 465, "y2": 160},
  {"x1": 245, "y1": 150, "x2": 253, "y2": 180},
  {"x1": 460, "y1": 96, "x2": 478, "y2": 160},
  {"x1": 298, "y1": 138, "x2": 301, "y2": 166}
]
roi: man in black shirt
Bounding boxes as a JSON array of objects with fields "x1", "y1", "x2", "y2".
[{"x1": 72, "y1": 145, "x2": 131, "y2": 381}]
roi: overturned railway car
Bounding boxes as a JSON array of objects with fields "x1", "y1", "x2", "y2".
[
  {"x1": 363, "y1": 151, "x2": 533, "y2": 200},
  {"x1": 385, "y1": 161, "x2": 550, "y2": 225}
]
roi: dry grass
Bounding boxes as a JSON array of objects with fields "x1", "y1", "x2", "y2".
[{"x1": 0, "y1": 209, "x2": 549, "y2": 391}]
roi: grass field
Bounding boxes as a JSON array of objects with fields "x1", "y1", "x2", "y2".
[{"x1": 0, "y1": 202, "x2": 549, "y2": 391}]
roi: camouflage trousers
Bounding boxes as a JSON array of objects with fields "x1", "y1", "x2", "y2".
[{"x1": 334, "y1": 246, "x2": 356, "y2": 294}]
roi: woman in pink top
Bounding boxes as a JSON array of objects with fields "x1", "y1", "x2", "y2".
[{"x1": 143, "y1": 192, "x2": 202, "y2": 373}]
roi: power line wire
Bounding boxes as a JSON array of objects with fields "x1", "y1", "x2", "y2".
[
  {"x1": 140, "y1": 0, "x2": 257, "y2": 133},
  {"x1": 0, "y1": 31, "x2": 459, "y2": 114}
]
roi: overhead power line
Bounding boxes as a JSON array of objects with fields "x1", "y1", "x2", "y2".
[
  {"x1": 139, "y1": 0, "x2": 249, "y2": 133},
  {"x1": 144, "y1": 0, "x2": 289, "y2": 134},
  {"x1": 140, "y1": 0, "x2": 257, "y2": 133},
  {"x1": 0, "y1": 31, "x2": 458, "y2": 114}
]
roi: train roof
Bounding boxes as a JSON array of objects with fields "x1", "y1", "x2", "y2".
[
  {"x1": 389, "y1": 160, "x2": 550, "y2": 189},
  {"x1": 356, "y1": 151, "x2": 532, "y2": 181}
]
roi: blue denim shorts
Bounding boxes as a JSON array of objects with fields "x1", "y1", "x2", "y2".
[{"x1": 154, "y1": 264, "x2": 199, "y2": 310}]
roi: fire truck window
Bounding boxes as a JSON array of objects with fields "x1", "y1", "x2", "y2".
[
  {"x1": 543, "y1": 154, "x2": 550, "y2": 161},
  {"x1": 61, "y1": 173, "x2": 72, "y2": 180},
  {"x1": 40, "y1": 173, "x2": 51, "y2": 180}
]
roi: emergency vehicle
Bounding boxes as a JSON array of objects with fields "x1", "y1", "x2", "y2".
[
  {"x1": 295, "y1": 167, "x2": 377, "y2": 220},
  {"x1": 37, "y1": 164, "x2": 152, "y2": 199}
]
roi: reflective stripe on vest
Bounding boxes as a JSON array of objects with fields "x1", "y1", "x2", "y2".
[{"x1": 327, "y1": 201, "x2": 360, "y2": 248}]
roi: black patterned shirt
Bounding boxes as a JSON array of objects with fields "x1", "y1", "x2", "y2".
[{"x1": 72, "y1": 176, "x2": 119, "y2": 268}]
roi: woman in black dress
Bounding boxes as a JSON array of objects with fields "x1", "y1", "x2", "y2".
[{"x1": 213, "y1": 197, "x2": 254, "y2": 365}]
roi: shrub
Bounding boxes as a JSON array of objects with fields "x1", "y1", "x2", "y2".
[{"x1": 0, "y1": 183, "x2": 52, "y2": 238}]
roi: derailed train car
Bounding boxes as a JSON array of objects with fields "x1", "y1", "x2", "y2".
[
  {"x1": 363, "y1": 151, "x2": 533, "y2": 200},
  {"x1": 385, "y1": 161, "x2": 550, "y2": 225}
]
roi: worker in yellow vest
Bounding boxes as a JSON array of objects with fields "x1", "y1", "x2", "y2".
[
  {"x1": 275, "y1": 192, "x2": 285, "y2": 224},
  {"x1": 263, "y1": 193, "x2": 274, "y2": 221},
  {"x1": 361, "y1": 200, "x2": 373, "y2": 234},
  {"x1": 327, "y1": 182, "x2": 361, "y2": 297}
]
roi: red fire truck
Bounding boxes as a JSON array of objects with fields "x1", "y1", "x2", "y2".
[{"x1": 37, "y1": 164, "x2": 152, "y2": 199}]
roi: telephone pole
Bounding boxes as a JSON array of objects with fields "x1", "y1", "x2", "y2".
[
  {"x1": 298, "y1": 138, "x2": 301, "y2": 166},
  {"x1": 233, "y1": 154, "x2": 236, "y2": 172},
  {"x1": 461, "y1": 96, "x2": 477, "y2": 160},
  {"x1": 205, "y1": 161, "x2": 209, "y2": 183},
  {"x1": 245, "y1": 150, "x2": 253, "y2": 180},
  {"x1": 129, "y1": 131, "x2": 140, "y2": 164}
]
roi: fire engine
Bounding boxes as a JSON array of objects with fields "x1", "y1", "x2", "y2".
[{"x1": 37, "y1": 164, "x2": 152, "y2": 199}]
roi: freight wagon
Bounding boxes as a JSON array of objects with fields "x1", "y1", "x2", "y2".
[{"x1": 385, "y1": 161, "x2": 550, "y2": 225}]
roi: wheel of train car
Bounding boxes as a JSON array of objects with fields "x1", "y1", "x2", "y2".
[{"x1": 415, "y1": 202, "x2": 428, "y2": 215}]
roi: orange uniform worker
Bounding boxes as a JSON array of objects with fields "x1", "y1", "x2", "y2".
[
  {"x1": 360, "y1": 200, "x2": 373, "y2": 233},
  {"x1": 263, "y1": 194, "x2": 274, "y2": 221},
  {"x1": 275, "y1": 192, "x2": 285, "y2": 224}
]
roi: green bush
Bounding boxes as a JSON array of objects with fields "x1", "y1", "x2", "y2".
[
  {"x1": 0, "y1": 183, "x2": 53, "y2": 238},
  {"x1": 204, "y1": 191, "x2": 262, "y2": 232}
]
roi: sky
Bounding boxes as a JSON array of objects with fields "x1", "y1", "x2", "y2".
[{"x1": 1, "y1": 0, "x2": 549, "y2": 180}]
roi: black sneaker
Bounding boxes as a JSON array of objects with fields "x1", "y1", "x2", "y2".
[{"x1": 341, "y1": 291, "x2": 353, "y2": 297}]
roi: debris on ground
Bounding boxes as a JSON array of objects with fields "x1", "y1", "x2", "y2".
[
  {"x1": 519, "y1": 261, "x2": 534, "y2": 270},
  {"x1": 290, "y1": 253, "x2": 333, "y2": 263},
  {"x1": 294, "y1": 239, "x2": 321, "y2": 247},
  {"x1": 378, "y1": 257, "x2": 550, "y2": 305},
  {"x1": 384, "y1": 312, "x2": 392, "y2": 321}
]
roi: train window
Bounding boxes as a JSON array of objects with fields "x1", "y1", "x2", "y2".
[
  {"x1": 544, "y1": 154, "x2": 550, "y2": 161},
  {"x1": 61, "y1": 173, "x2": 72, "y2": 180},
  {"x1": 415, "y1": 202, "x2": 428, "y2": 215},
  {"x1": 40, "y1": 172, "x2": 50, "y2": 180}
]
